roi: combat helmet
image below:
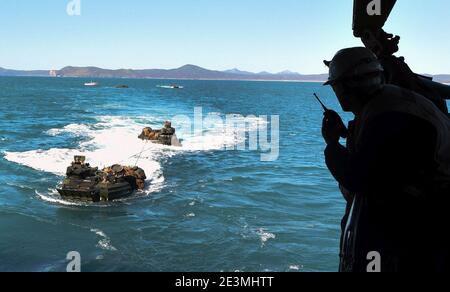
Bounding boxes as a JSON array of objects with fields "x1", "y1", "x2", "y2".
[{"x1": 324, "y1": 47, "x2": 384, "y2": 86}]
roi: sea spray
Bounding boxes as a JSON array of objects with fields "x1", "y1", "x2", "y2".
[{"x1": 4, "y1": 113, "x2": 266, "y2": 202}]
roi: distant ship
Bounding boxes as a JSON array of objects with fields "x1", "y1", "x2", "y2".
[
  {"x1": 84, "y1": 81, "x2": 99, "y2": 87},
  {"x1": 157, "y1": 84, "x2": 183, "y2": 89}
]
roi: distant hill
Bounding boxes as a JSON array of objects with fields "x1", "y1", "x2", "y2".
[
  {"x1": 55, "y1": 64, "x2": 329, "y2": 81},
  {"x1": 223, "y1": 68, "x2": 255, "y2": 75},
  {"x1": 0, "y1": 67, "x2": 49, "y2": 77},
  {"x1": 0, "y1": 65, "x2": 448, "y2": 83}
]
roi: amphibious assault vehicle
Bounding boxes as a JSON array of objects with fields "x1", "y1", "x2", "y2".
[
  {"x1": 138, "y1": 121, "x2": 182, "y2": 146},
  {"x1": 57, "y1": 156, "x2": 146, "y2": 202}
]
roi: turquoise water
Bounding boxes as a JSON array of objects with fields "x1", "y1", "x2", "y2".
[{"x1": 0, "y1": 76, "x2": 346, "y2": 272}]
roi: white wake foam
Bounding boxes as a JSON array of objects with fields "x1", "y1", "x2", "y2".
[
  {"x1": 46, "y1": 124, "x2": 91, "y2": 137},
  {"x1": 4, "y1": 114, "x2": 265, "y2": 204},
  {"x1": 91, "y1": 228, "x2": 117, "y2": 251},
  {"x1": 179, "y1": 114, "x2": 267, "y2": 151},
  {"x1": 35, "y1": 189, "x2": 82, "y2": 206},
  {"x1": 5, "y1": 116, "x2": 163, "y2": 179},
  {"x1": 257, "y1": 228, "x2": 276, "y2": 246}
]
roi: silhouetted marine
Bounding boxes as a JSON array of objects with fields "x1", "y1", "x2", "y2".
[
  {"x1": 57, "y1": 156, "x2": 146, "y2": 202},
  {"x1": 322, "y1": 47, "x2": 450, "y2": 272},
  {"x1": 138, "y1": 121, "x2": 182, "y2": 147}
]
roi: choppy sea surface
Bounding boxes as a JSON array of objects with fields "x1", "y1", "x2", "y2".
[{"x1": 0, "y1": 76, "x2": 348, "y2": 272}]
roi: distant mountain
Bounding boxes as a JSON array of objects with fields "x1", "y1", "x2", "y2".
[
  {"x1": 55, "y1": 65, "x2": 329, "y2": 81},
  {"x1": 0, "y1": 67, "x2": 49, "y2": 77},
  {"x1": 224, "y1": 68, "x2": 254, "y2": 75},
  {"x1": 58, "y1": 66, "x2": 141, "y2": 78},
  {"x1": 277, "y1": 70, "x2": 300, "y2": 76},
  {"x1": 0, "y1": 65, "x2": 448, "y2": 83}
]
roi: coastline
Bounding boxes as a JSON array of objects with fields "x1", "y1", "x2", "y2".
[
  {"x1": 1, "y1": 74, "x2": 449, "y2": 85},
  {"x1": 0, "y1": 75, "x2": 328, "y2": 83}
]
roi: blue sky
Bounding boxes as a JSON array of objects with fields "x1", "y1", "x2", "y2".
[{"x1": 0, "y1": 0, "x2": 449, "y2": 74}]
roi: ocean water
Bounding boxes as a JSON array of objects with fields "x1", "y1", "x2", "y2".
[{"x1": 0, "y1": 76, "x2": 347, "y2": 272}]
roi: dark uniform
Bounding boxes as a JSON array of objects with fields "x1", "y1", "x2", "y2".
[
  {"x1": 325, "y1": 85, "x2": 450, "y2": 272},
  {"x1": 380, "y1": 55, "x2": 449, "y2": 114}
]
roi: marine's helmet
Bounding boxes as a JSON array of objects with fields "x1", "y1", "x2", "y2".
[
  {"x1": 73, "y1": 155, "x2": 86, "y2": 165},
  {"x1": 324, "y1": 47, "x2": 384, "y2": 86},
  {"x1": 111, "y1": 164, "x2": 124, "y2": 174}
]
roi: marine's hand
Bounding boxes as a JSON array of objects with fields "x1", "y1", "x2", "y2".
[{"x1": 322, "y1": 110, "x2": 346, "y2": 145}]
